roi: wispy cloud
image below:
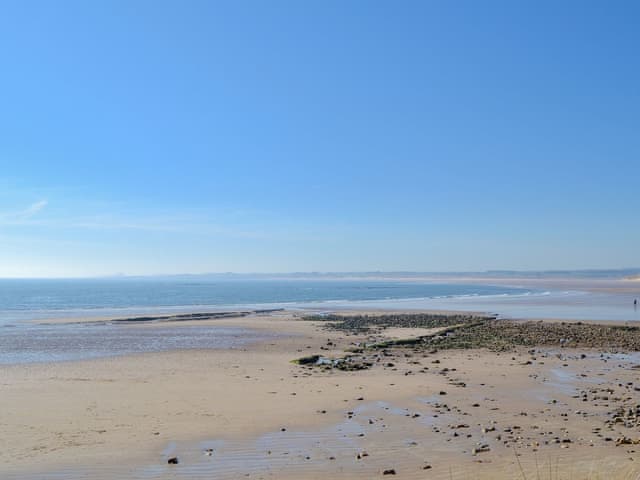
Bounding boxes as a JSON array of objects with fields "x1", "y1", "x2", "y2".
[
  {"x1": 20, "y1": 200, "x2": 48, "y2": 218},
  {"x1": 0, "y1": 199, "x2": 347, "y2": 242},
  {"x1": 0, "y1": 199, "x2": 48, "y2": 222},
  {"x1": 0, "y1": 201, "x2": 271, "y2": 239}
]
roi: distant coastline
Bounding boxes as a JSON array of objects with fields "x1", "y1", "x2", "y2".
[{"x1": 3, "y1": 267, "x2": 640, "y2": 281}]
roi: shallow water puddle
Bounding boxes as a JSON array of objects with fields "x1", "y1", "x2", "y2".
[{"x1": 134, "y1": 400, "x2": 459, "y2": 479}]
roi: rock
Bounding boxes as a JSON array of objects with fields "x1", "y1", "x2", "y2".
[
  {"x1": 383, "y1": 469, "x2": 397, "y2": 475},
  {"x1": 472, "y1": 444, "x2": 491, "y2": 455},
  {"x1": 616, "y1": 437, "x2": 640, "y2": 446},
  {"x1": 167, "y1": 457, "x2": 179, "y2": 465},
  {"x1": 296, "y1": 355, "x2": 321, "y2": 365}
]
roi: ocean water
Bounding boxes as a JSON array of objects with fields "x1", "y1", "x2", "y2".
[
  {"x1": 0, "y1": 278, "x2": 527, "y2": 325},
  {"x1": 1, "y1": 278, "x2": 638, "y2": 365},
  {"x1": 0, "y1": 279, "x2": 527, "y2": 365},
  {"x1": 338, "y1": 289, "x2": 640, "y2": 322}
]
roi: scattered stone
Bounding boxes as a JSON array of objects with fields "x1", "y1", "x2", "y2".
[
  {"x1": 472, "y1": 444, "x2": 490, "y2": 455},
  {"x1": 616, "y1": 437, "x2": 640, "y2": 446}
]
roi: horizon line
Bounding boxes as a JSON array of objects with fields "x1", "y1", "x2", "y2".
[{"x1": 1, "y1": 268, "x2": 639, "y2": 281}]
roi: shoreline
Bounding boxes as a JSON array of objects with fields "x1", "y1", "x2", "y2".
[
  {"x1": 33, "y1": 308, "x2": 288, "y2": 325},
  {"x1": 12, "y1": 283, "x2": 639, "y2": 327},
  {"x1": 2, "y1": 305, "x2": 639, "y2": 368}
]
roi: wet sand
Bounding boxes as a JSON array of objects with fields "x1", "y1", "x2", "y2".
[{"x1": 2, "y1": 314, "x2": 640, "y2": 479}]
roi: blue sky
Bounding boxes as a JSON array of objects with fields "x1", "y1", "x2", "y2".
[{"x1": 1, "y1": 1, "x2": 639, "y2": 277}]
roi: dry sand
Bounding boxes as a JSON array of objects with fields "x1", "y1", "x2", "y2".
[{"x1": 2, "y1": 314, "x2": 640, "y2": 479}]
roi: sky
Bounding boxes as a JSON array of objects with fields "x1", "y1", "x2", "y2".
[{"x1": 1, "y1": 1, "x2": 639, "y2": 277}]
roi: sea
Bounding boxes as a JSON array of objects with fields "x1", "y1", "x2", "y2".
[{"x1": 0, "y1": 277, "x2": 638, "y2": 365}]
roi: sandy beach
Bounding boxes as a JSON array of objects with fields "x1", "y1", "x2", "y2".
[{"x1": 2, "y1": 312, "x2": 640, "y2": 480}]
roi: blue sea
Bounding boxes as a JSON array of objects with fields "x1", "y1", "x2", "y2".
[
  {"x1": 0, "y1": 278, "x2": 527, "y2": 325},
  {"x1": 1, "y1": 278, "x2": 638, "y2": 365}
]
